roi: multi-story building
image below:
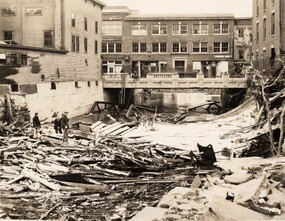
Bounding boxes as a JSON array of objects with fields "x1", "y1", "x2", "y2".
[
  {"x1": 252, "y1": 0, "x2": 285, "y2": 73},
  {"x1": 233, "y1": 18, "x2": 252, "y2": 75},
  {"x1": 102, "y1": 6, "x2": 252, "y2": 79},
  {"x1": 0, "y1": 0, "x2": 106, "y2": 118}
]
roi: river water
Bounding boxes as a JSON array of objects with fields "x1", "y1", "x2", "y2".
[{"x1": 134, "y1": 91, "x2": 221, "y2": 113}]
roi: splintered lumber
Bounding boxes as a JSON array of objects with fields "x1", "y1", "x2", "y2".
[
  {"x1": 39, "y1": 203, "x2": 61, "y2": 220},
  {"x1": 22, "y1": 168, "x2": 61, "y2": 191},
  {"x1": 99, "y1": 122, "x2": 120, "y2": 133},
  {"x1": 90, "y1": 121, "x2": 103, "y2": 130},
  {"x1": 91, "y1": 123, "x2": 106, "y2": 132},
  {"x1": 108, "y1": 126, "x2": 130, "y2": 136},
  {"x1": 6, "y1": 174, "x2": 25, "y2": 185},
  {"x1": 54, "y1": 180, "x2": 110, "y2": 192},
  {"x1": 90, "y1": 165, "x2": 131, "y2": 177},
  {"x1": 101, "y1": 123, "x2": 124, "y2": 135},
  {"x1": 100, "y1": 179, "x2": 176, "y2": 184}
]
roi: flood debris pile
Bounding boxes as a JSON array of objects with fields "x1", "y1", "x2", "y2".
[
  {"x1": 0, "y1": 94, "x2": 30, "y2": 136},
  {"x1": 0, "y1": 117, "x2": 214, "y2": 220},
  {"x1": 220, "y1": 61, "x2": 285, "y2": 158},
  {"x1": 129, "y1": 157, "x2": 285, "y2": 221}
]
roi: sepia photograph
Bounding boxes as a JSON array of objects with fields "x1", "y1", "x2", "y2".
[{"x1": 0, "y1": 0, "x2": 285, "y2": 220}]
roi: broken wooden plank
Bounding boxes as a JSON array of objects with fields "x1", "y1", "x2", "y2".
[
  {"x1": 90, "y1": 164, "x2": 131, "y2": 177},
  {"x1": 90, "y1": 121, "x2": 103, "y2": 130},
  {"x1": 108, "y1": 126, "x2": 130, "y2": 136},
  {"x1": 22, "y1": 168, "x2": 61, "y2": 191},
  {"x1": 101, "y1": 123, "x2": 125, "y2": 136},
  {"x1": 54, "y1": 180, "x2": 110, "y2": 192}
]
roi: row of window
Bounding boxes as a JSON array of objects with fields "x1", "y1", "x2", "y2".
[
  {"x1": 0, "y1": 53, "x2": 27, "y2": 66},
  {"x1": 256, "y1": 11, "x2": 275, "y2": 42},
  {"x1": 257, "y1": 0, "x2": 275, "y2": 16},
  {"x1": 1, "y1": 7, "x2": 42, "y2": 16},
  {"x1": 71, "y1": 13, "x2": 99, "y2": 34},
  {"x1": 102, "y1": 42, "x2": 230, "y2": 53},
  {"x1": 71, "y1": 35, "x2": 99, "y2": 54},
  {"x1": 102, "y1": 21, "x2": 230, "y2": 36}
]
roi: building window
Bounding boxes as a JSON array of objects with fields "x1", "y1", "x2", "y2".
[
  {"x1": 132, "y1": 43, "x2": 147, "y2": 53},
  {"x1": 44, "y1": 31, "x2": 53, "y2": 47},
  {"x1": 263, "y1": 18, "x2": 266, "y2": 40},
  {"x1": 172, "y1": 42, "x2": 187, "y2": 53},
  {"x1": 132, "y1": 24, "x2": 147, "y2": 35},
  {"x1": 84, "y1": 37, "x2": 88, "y2": 53},
  {"x1": 3, "y1": 31, "x2": 13, "y2": 41},
  {"x1": 95, "y1": 40, "x2": 98, "y2": 54},
  {"x1": 21, "y1": 54, "x2": 27, "y2": 66},
  {"x1": 102, "y1": 21, "x2": 122, "y2": 36},
  {"x1": 95, "y1": 21, "x2": 98, "y2": 34},
  {"x1": 75, "y1": 81, "x2": 79, "y2": 88},
  {"x1": 11, "y1": 84, "x2": 19, "y2": 92},
  {"x1": 71, "y1": 35, "x2": 80, "y2": 52},
  {"x1": 71, "y1": 13, "x2": 75, "y2": 27},
  {"x1": 102, "y1": 61, "x2": 122, "y2": 73},
  {"x1": 213, "y1": 23, "x2": 229, "y2": 34},
  {"x1": 1, "y1": 8, "x2": 16, "y2": 16},
  {"x1": 172, "y1": 23, "x2": 188, "y2": 35},
  {"x1": 51, "y1": 82, "x2": 56, "y2": 90},
  {"x1": 238, "y1": 29, "x2": 244, "y2": 37},
  {"x1": 213, "y1": 42, "x2": 229, "y2": 53},
  {"x1": 222, "y1": 42, "x2": 229, "y2": 52},
  {"x1": 84, "y1": 17, "x2": 88, "y2": 31},
  {"x1": 271, "y1": 12, "x2": 275, "y2": 35},
  {"x1": 192, "y1": 42, "x2": 208, "y2": 53},
  {"x1": 151, "y1": 24, "x2": 167, "y2": 35},
  {"x1": 102, "y1": 42, "x2": 122, "y2": 53},
  {"x1": 239, "y1": 50, "x2": 244, "y2": 59},
  {"x1": 152, "y1": 42, "x2": 167, "y2": 53},
  {"x1": 26, "y1": 8, "x2": 42, "y2": 16},
  {"x1": 76, "y1": 36, "x2": 80, "y2": 52},
  {"x1": 263, "y1": 0, "x2": 266, "y2": 10},
  {"x1": 0, "y1": 53, "x2": 6, "y2": 65},
  {"x1": 256, "y1": 22, "x2": 259, "y2": 42},
  {"x1": 192, "y1": 24, "x2": 208, "y2": 35},
  {"x1": 87, "y1": 81, "x2": 91, "y2": 87}
]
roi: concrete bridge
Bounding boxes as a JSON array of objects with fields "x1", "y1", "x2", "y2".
[{"x1": 102, "y1": 72, "x2": 247, "y2": 89}]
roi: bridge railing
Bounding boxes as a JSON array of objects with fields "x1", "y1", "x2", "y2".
[{"x1": 102, "y1": 72, "x2": 247, "y2": 89}]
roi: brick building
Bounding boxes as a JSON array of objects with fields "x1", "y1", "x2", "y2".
[
  {"x1": 233, "y1": 18, "x2": 252, "y2": 75},
  {"x1": 252, "y1": 0, "x2": 285, "y2": 73},
  {"x1": 102, "y1": 6, "x2": 252, "y2": 79},
  {"x1": 0, "y1": 0, "x2": 105, "y2": 85}
]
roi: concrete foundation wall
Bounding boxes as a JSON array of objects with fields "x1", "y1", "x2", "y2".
[{"x1": 9, "y1": 80, "x2": 104, "y2": 120}]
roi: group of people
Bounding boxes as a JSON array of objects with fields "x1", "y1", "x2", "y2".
[
  {"x1": 32, "y1": 112, "x2": 70, "y2": 144},
  {"x1": 53, "y1": 112, "x2": 70, "y2": 143}
]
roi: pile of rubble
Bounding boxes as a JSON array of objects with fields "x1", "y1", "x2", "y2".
[
  {"x1": 0, "y1": 118, "x2": 215, "y2": 220},
  {"x1": 130, "y1": 157, "x2": 285, "y2": 221}
]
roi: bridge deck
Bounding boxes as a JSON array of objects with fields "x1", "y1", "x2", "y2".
[{"x1": 102, "y1": 73, "x2": 247, "y2": 89}]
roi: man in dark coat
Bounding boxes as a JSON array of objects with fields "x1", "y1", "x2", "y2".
[
  {"x1": 32, "y1": 113, "x2": 41, "y2": 138},
  {"x1": 60, "y1": 112, "x2": 69, "y2": 143},
  {"x1": 53, "y1": 114, "x2": 62, "y2": 134}
]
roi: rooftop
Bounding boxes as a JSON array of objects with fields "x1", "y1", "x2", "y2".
[{"x1": 125, "y1": 13, "x2": 235, "y2": 21}]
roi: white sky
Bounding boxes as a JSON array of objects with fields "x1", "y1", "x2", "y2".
[{"x1": 102, "y1": 0, "x2": 253, "y2": 17}]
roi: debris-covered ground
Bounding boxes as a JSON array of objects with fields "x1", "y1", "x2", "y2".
[{"x1": 1, "y1": 60, "x2": 285, "y2": 220}]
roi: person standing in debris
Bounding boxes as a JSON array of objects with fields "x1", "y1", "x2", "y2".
[
  {"x1": 32, "y1": 113, "x2": 41, "y2": 138},
  {"x1": 60, "y1": 112, "x2": 69, "y2": 144},
  {"x1": 53, "y1": 114, "x2": 62, "y2": 134}
]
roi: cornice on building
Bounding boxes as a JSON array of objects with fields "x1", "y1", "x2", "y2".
[
  {"x1": 125, "y1": 13, "x2": 236, "y2": 21},
  {"x1": 0, "y1": 44, "x2": 68, "y2": 54}
]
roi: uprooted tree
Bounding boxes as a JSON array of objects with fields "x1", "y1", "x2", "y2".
[{"x1": 246, "y1": 57, "x2": 285, "y2": 156}]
